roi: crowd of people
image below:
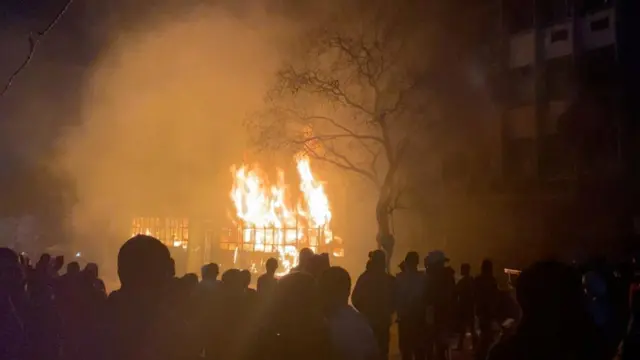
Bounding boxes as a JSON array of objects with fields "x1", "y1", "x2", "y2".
[{"x1": 2, "y1": 234, "x2": 640, "y2": 360}]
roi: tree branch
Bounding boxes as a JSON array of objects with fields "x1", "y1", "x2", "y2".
[
  {"x1": 277, "y1": 107, "x2": 385, "y2": 157},
  {"x1": 328, "y1": 35, "x2": 380, "y2": 91},
  {"x1": 300, "y1": 115, "x2": 384, "y2": 144},
  {"x1": 1, "y1": 0, "x2": 74, "y2": 97},
  {"x1": 281, "y1": 66, "x2": 374, "y2": 116},
  {"x1": 303, "y1": 143, "x2": 379, "y2": 186},
  {"x1": 293, "y1": 134, "x2": 379, "y2": 144}
]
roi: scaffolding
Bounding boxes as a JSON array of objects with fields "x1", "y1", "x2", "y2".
[{"x1": 219, "y1": 219, "x2": 344, "y2": 272}]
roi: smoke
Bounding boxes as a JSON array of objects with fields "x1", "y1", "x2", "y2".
[{"x1": 55, "y1": 3, "x2": 294, "y2": 255}]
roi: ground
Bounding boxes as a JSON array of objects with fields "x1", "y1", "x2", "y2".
[{"x1": 389, "y1": 324, "x2": 474, "y2": 360}]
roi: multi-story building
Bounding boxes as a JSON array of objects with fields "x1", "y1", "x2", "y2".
[
  {"x1": 500, "y1": 0, "x2": 638, "y2": 185},
  {"x1": 495, "y1": 0, "x2": 640, "y2": 255}
]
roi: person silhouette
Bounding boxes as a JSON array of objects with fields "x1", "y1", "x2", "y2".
[
  {"x1": 103, "y1": 235, "x2": 187, "y2": 360},
  {"x1": 292, "y1": 248, "x2": 314, "y2": 274},
  {"x1": 396, "y1": 251, "x2": 425, "y2": 360},
  {"x1": 455, "y1": 263, "x2": 477, "y2": 351},
  {"x1": 488, "y1": 260, "x2": 608, "y2": 360},
  {"x1": 423, "y1": 250, "x2": 455, "y2": 360},
  {"x1": 475, "y1": 259, "x2": 498, "y2": 360},
  {"x1": 257, "y1": 258, "x2": 278, "y2": 297},
  {"x1": 0, "y1": 248, "x2": 28, "y2": 360},
  {"x1": 320, "y1": 266, "x2": 379, "y2": 360},
  {"x1": 352, "y1": 250, "x2": 396, "y2": 359}
]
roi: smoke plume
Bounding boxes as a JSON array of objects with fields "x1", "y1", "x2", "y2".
[{"x1": 56, "y1": 3, "x2": 292, "y2": 256}]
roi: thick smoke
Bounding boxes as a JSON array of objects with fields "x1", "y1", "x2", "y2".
[{"x1": 56, "y1": 4, "x2": 293, "y2": 256}]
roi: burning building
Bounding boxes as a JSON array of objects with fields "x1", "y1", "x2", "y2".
[
  {"x1": 221, "y1": 154, "x2": 344, "y2": 274},
  {"x1": 129, "y1": 154, "x2": 343, "y2": 276}
]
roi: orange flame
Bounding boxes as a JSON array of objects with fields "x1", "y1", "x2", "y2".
[{"x1": 230, "y1": 155, "x2": 333, "y2": 275}]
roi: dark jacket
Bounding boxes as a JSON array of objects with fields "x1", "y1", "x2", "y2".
[
  {"x1": 475, "y1": 274, "x2": 499, "y2": 320},
  {"x1": 423, "y1": 266, "x2": 455, "y2": 329},
  {"x1": 352, "y1": 269, "x2": 396, "y2": 329}
]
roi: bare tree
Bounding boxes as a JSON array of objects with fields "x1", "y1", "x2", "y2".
[
  {"x1": 249, "y1": 0, "x2": 434, "y2": 259},
  {"x1": 1, "y1": 0, "x2": 74, "y2": 97}
]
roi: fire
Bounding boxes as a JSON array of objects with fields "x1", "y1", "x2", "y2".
[{"x1": 230, "y1": 155, "x2": 336, "y2": 274}]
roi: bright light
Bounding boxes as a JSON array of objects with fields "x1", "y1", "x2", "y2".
[
  {"x1": 230, "y1": 154, "x2": 339, "y2": 275},
  {"x1": 75, "y1": 252, "x2": 81, "y2": 257}
]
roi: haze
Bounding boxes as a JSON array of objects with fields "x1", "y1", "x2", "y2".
[{"x1": 56, "y1": 4, "x2": 293, "y2": 257}]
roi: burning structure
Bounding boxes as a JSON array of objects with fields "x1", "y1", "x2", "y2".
[
  {"x1": 128, "y1": 155, "x2": 343, "y2": 276},
  {"x1": 222, "y1": 155, "x2": 344, "y2": 274}
]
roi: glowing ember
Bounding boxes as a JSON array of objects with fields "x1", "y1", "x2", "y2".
[{"x1": 230, "y1": 154, "x2": 336, "y2": 275}]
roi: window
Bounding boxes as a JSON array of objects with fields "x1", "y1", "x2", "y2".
[{"x1": 131, "y1": 217, "x2": 189, "y2": 249}]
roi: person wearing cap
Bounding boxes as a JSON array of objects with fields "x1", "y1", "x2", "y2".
[
  {"x1": 396, "y1": 251, "x2": 425, "y2": 360},
  {"x1": 423, "y1": 250, "x2": 455, "y2": 360},
  {"x1": 352, "y1": 249, "x2": 396, "y2": 359}
]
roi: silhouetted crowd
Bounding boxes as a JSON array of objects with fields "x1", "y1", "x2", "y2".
[{"x1": 2, "y1": 234, "x2": 640, "y2": 360}]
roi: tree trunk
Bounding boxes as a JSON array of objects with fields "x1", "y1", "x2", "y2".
[{"x1": 376, "y1": 194, "x2": 395, "y2": 270}]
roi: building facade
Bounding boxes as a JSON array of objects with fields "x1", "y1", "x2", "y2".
[
  {"x1": 500, "y1": 0, "x2": 631, "y2": 183},
  {"x1": 496, "y1": 0, "x2": 640, "y2": 254}
]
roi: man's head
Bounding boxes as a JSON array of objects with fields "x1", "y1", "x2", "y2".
[
  {"x1": 37, "y1": 253, "x2": 51, "y2": 270},
  {"x1": 273, "y1": 271, "x2": 320, "y2": 325},
  {"x1": 53, "y1": 256, "x2": 64, "y2": 272},
  {"x1": 240, "y1": 269, "x2": 251, "y2": 288},
  {"x1": 369, "y1": 250, "x2": 386, "y2": 271},
  {"x1": 181, "y1": 273, "x2": 199, "y2": 292},
  {"x1": 319, "y1": 266, "x2": 351, "y2": 309},
  {"x1": 265, "y1": 258, "x2": 278, "y2": 274},
  {"x1": 201, "y1": 263, "x2": 220, "y2": 281},
  {"x1": 404, "y1": 251, "x2": 420, "y2": 271},
  {"x1": 425, "y1": 250, "x2": 449, "y2": 269},
  {"x1": 319, "y1": 253, "x2": 330, "y2": 269},
  {"x1": 309, "y1": 254, "x2": 328, "y2": 278},
  {"x1": 461, "y1": 263, "x2": 471, "y2": 277},
  {"x1": 118, "y1": 235, "x2": 173, "y2": 290},
  {"x1": 481, "y1": 259, "x2": 493, "y2": 276},
  {"x1": 221, "y1": 268, "x2": 242, "y2": 290},
  {"x1": 84, "y1": 263, "x2": 99, "y2": 279},
  {"x1": 67, "y1": 261, "x2": 81, "y2": 275},
  {"x1": 0, "y1": 248, "x2": 24, "y2": 292},
  {"x1": 298, "y1": 247, "x2": 314, "y2": 270}
]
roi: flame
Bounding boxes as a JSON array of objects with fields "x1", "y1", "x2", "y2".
[{"x1": 230, "y1": 155, "x2": 334, "y2": 275}]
